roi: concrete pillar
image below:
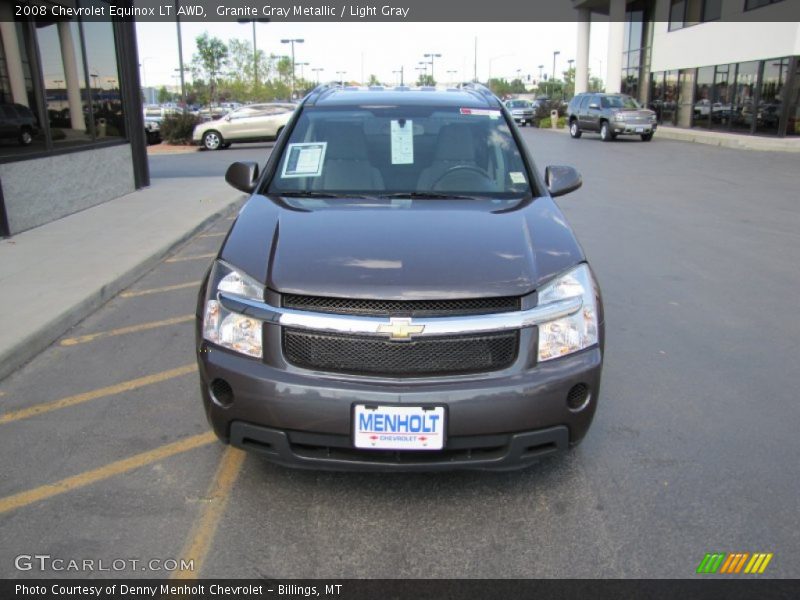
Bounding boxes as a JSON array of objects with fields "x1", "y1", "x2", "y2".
[
  {"x1": 575, "y1": 9, "x2": 591, "y2": 94},
  {"x1": 0, "y1": 9, "x2": 29, "y2": 106},
  {"x1": 606, "y1": 0, "x2": 626, "y2": 94},
  {"x1": 57, "y1": 21, "x2": 86, "y2": 132}
]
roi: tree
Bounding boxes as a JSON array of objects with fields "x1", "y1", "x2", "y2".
[
  {"x1": 416, "y1": 74, "x2": 435, "y2": 86},
  {"x1": 562, "y1": 67, "x2": 576, "y2": 100},
  {"x1": 367, "y1": 74, "x2": 381, "y2": 86},
  {"x1": 157, "y1": 85, "x2": 170, "y2": 104},
  {"x1": 589, "y1": 77, "x2": 604, "y2": 93},
  {"x1": 192, "y1": 33, "x2": 228, "y2": 104}
]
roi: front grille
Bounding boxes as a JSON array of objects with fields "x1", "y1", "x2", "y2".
[
  {"x1": 283, "y1": 329, "x2": 518, "y2": 376},
  {"x1": 282, "y1": 294, "x2": 520, "y2": 317}
]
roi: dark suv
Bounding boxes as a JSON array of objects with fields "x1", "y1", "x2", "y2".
[
  {"x1": 0, "y1": 103, "x2": 38, "y2": 146},
  {"x1": 567, "y1": 93, "x2": 657, "y2": 142},
  {"x1": 196, "y1": 83, "x2": 604, "y2": 471}
]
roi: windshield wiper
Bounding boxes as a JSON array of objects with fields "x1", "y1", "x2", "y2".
[
  {"x1": 277, "y1": 191, "x2": 367, "y2": 199},
  {"x1": 379, "y1": 192, "x2": 478, "y2": 200}
]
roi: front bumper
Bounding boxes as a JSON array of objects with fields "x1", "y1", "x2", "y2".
[
  {"x1": 196, "y1": 338, "x2": 602, "y2": 471},
  {"x1": 512, "y1": 112, "x2": 534, "y2": 123},
  {"x1": 613, "y1": 122, "x2": 657, "y2": 135}
]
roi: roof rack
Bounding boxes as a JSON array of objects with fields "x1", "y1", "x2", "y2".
[
  {"x1": 304, "y1": 82, "x2": 344, "y2": 106},
  {"x1": 457, "y1": 82, "x2": 501, "y2": 107}
]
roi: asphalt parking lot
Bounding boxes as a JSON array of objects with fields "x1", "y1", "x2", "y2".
[{"x1": 1, "y1": 129, "x2": 798, "y2": 579}]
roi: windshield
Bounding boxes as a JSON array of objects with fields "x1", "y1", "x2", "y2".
[
  {"x1": 506, "y1": 100, "x2": 530, "y2": 108},
  {"x1": 267, "y1": 105, "x2": 533, "y2": 198},
  {"x1": 601, "y1": 95, "x2": 641, "y2": 109}
]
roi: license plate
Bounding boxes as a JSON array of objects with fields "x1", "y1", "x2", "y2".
[
  {"x1": 635, "y1": 127, "x2": 644, "y2": 132},
  {"x1": 353, "y1": 405, "x2": 445, "y2": 450}
]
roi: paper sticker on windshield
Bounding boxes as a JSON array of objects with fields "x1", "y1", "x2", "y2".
[
  {"x1": 391, "y1": 119, "x2": 414, "y2": 164},
  {"x1": 460, "y1": 108, "x2": 501, "y2": 119},
  {"x1": 509, "y1": 171, "x2": 527, "y2": 184},
  {"x1": 281, "y1": 142, "x2": 327, "y2": 178}
]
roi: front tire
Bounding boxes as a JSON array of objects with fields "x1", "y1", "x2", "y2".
[
  {"x1": 600, "y1": 121, "x2": 614, "y2": 142},
  {"x1": 203, "y1": 130, "x2": 223, "y2": 151},
  {"x1": 641, "y1": 132, "x2": 654, "y2": 142},
  {"x1": 19, "y1": 127, "x2": 33, "y2": 146},
  {"x1": 569, "y1": 120, "x2": 582, "y2": 139}
]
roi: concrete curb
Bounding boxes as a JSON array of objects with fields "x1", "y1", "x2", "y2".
[
  {"x1": 0, "y1": 198, "x2": 242, "y2": 383},
  {"x1": 531, "y1": 122, "x2": 800, "y2": 152}
]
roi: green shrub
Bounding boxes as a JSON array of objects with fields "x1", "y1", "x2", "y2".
[{"x1": 160, "y1": 113, "x2": 201, "y2": 144}]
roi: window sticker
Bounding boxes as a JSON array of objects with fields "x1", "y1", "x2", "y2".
[
  {"x1": 460, "y1": 108, "x2": 501, "y2": 119},
  {"x1": 390, "y1": 119, "x2": 414, "y2": 164},
  {"x1": 509, "y1": 171, "x2": 527, "y2": 184},
  {"x1": 281, "y1": 142, "x2": 327, "y2": 178}
]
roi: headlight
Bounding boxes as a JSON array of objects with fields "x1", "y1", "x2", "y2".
[
  {"x1": 614, "y1": 113, "x2": 625, "y2": 122},
  {"x1": 537, "y1": 264, "x2": 599, "y2": 362},
  {"x1": 203, "y1": 261, "x2": 264, "y2": 358}
]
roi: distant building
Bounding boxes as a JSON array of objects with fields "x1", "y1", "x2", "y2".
[
  {"x1": 0, "y1": 0, "x2": 147, "y2": 236},
  {"x1": 572, "y1": 0, "x2": 799, "y2": 137}
]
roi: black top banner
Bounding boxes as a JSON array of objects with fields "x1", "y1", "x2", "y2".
[
  {"x1": 10, "y1": 0, "x2": 800, "y2": 22},
  {"x1": 3, "y1": 579, "x2": 800, "y2": 600}
]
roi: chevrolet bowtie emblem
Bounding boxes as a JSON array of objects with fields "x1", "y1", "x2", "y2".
[{"x1": 377, "y1": 318, "x2": 425, "y2": 340}]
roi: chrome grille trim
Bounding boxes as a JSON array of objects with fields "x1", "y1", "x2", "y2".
[{"x1": 218, "y1": 292, "x2": 582, "y2": 338}]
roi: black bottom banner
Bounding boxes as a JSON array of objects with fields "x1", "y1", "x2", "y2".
[{"x1": 2, "y1": 579, "x2": 800, "y2": 600}]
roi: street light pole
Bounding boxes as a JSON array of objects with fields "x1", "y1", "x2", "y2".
[
  {"x1": 336, "y1": 71, "x2": 346, "y2": 85},
  {"x1": 296, "y1": 62, "x2": 309, "y2": 83},
  {"x1": 312, "y1": 67, "x2": 324, "y2": 84},
  {"x1": 280, "y1": 38, "x2": 304, "y2": 99},
  {"x1": 423, "y1": 52, "x2": 441, "y2": 82},
  {"x1": 175, "y1": 0, "x2": 186, "y2": 110},
  {"x1": 552, "y1": 50, "x2": 560, "y2": 83}
]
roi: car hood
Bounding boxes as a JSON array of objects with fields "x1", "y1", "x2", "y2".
[{"x1": 219, "y1": 196, "x2": 585, "y2": 300}]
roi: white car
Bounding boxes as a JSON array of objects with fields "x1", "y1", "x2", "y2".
[{"x1": 192, "y1": 103, "x2": 296, "y2": 150}]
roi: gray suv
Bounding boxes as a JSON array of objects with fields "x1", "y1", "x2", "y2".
[
  {"x1": 567, "y1": 93, "x2": 657, "y2": 142},
  {"x1": 197, "y1": 83, "x2": 604, "y2": 471}
]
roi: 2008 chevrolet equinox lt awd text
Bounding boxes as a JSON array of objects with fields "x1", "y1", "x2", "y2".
[{"x1": 196, "y1": 83, "x2": 604, "y2": 471}]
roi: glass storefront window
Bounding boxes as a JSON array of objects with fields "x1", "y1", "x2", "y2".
[
  {"x1": 787, "y1": 60, "x2": 800, "y2": 136},
  {"x1": 0, "y1": 21, "x2": 47, "y2": 157},
  {"x1": 711, "y1": 64, "x2": 734, "y2": 129},
  {"x1": 731, "y1": 61, "x2": 759, "y2": 133},
  {"x1": 35, "y1": 19, "x2": 92, "y2": 148},
  {"x1": 81, "y1": 12, "x2": 125, "y2": 140},
  {"x1": 693, "y1": 66, "x2": 714, "y2": 128},
  {"x1": 663, "y1": 70, "x2": 679, "y2": 125},
  {"x1": 757, "y1": 57, "x2": 789, "y2": 135}
]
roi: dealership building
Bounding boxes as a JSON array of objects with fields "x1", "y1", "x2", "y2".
[
  {"x1": 573, "y1": 0, "x2": 800, "y2": 137},
  {"x1": 0, "y1": 0, "x2": 147, "y2": 236}
]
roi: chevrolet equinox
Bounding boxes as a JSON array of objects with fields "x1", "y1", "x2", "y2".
[{"x1": 196, "y1": 83, "x2": 604, "y2": 471}]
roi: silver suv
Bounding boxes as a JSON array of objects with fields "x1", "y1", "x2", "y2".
[{"x1": 567, "y1": 93, "x2": 657, "y2": 142}]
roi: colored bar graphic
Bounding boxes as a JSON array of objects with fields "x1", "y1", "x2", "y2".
[
  {"x1": 700, "y1": 552, "x2": 773, "y2": 575},
  {"x1": 697, "y1": 553, "x2": 726, "y2": 574},
  {"x1": 719, "y1": 553, "x2": 737, "y2": 573},
  {"x1": 733, "y1": 553, "x2": 750, "y2": 573}
]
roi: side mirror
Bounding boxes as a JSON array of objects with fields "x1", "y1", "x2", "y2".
[
  {"x1": 588, "y1": 103, "x2": 599, "y2": 109},
  {"x1": 224, "y1": 115, "x2": 232, "y2": 122},
  {"x1": 225, "y1": 161, "x2": 260, "y2": 193},
  {"x1": 544, "y1": 165, "x2": 582, "y2": 198}
]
